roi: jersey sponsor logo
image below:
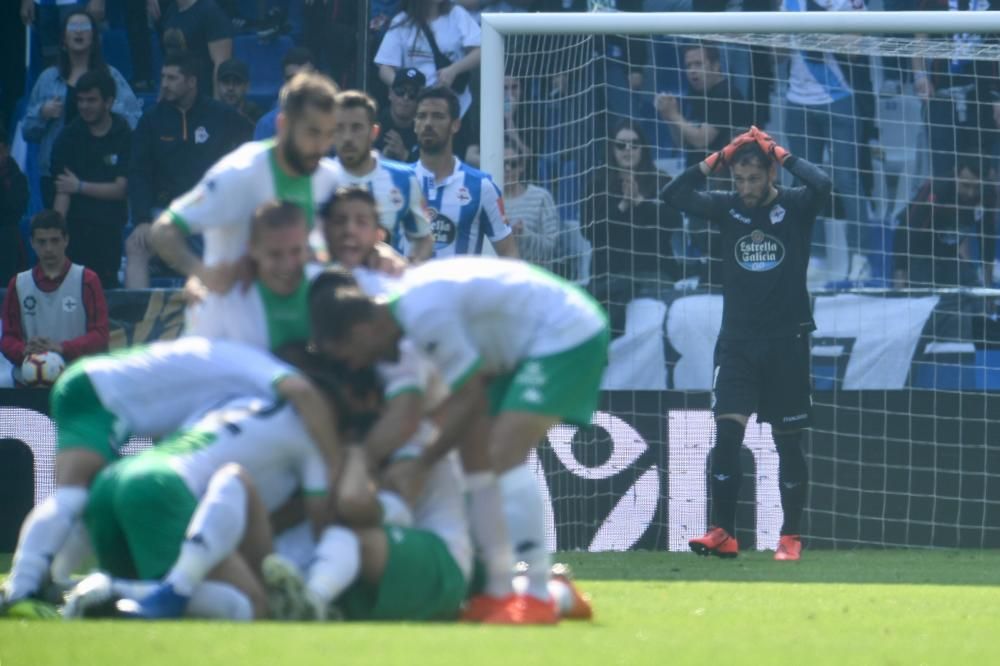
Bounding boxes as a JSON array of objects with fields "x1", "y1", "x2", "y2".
[
  {"x1": 769, "y1": 204, "x2": 786, "y2": 225},
  {"x1": 735, "y1": 229, "x2": 785, "y2": 272},
  {"x1": 194, "y1": 126, "x2": 209, "y2": 144},
  {"x1": 62, "y1": 296, "x2": 78, "y2": 313},
  {"x1": 427, "y1": 207, "x2": 457, "y2": 245},
  {"x1": 728, "y1": 209, "x2": 752, "y2": 224},
  {"x1": 22, "y1": 295, "x2": 37, "y2": 315}
]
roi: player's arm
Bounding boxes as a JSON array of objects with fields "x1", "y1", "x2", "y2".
[
  {"x1": 662, "y1": 129, "x2": 754, "y2": 217},
  {"x1": 481, "y1": 178, "x2": 519, "y2": 258},
  {"x1": 364, "y1": 391, "x2": 425, "y2": 468},
  {"x1": 274, "y1": 374, "x2": 341, "y2": 467}
]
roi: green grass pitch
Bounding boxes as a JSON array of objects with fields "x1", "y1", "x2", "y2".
[{"x1": 3, "y1": 550, "x2": 1000, "y2": 665}]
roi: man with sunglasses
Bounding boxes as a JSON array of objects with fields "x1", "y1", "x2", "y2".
[{"x1": 374, "y1": 68, "x2": 425, "y2": 163}]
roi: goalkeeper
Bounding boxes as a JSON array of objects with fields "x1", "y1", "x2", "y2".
[{"x1": 663, "y1": 127, "x2": 831, "y2": 562}]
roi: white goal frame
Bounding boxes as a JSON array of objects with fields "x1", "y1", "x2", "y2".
[{"x1": 479, "y1": 10, "x2": 1000, "y2": 192}]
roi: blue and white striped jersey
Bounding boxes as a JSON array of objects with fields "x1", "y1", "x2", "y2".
[
  {"x1": 412, "y1": 158, "x2": 512, "y2": 257},
  {"x1": 331, "y1": 154, "x2": 432, "y2": 250}
]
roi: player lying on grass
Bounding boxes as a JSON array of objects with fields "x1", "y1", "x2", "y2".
[
  {"x1": 309, "y1": 255, "x2": 610, "y2": 624},
  {"x1": 663, "y1": 126, "x2": 831, "y2": 562},
  {"x1": 64, "y1": 394, "x2": 334, "y2": 621},
  {"x1": 0, "y1": 337, "x2": 343, "y2": 613}
]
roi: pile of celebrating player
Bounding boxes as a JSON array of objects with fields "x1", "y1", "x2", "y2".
[{"x1": 1, "y1": 69, "x2": 828, "y2": 625}]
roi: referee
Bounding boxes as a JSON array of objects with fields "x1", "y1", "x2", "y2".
[{"x1": 663, "y1": 127, "x2": 832, "y2": 561}]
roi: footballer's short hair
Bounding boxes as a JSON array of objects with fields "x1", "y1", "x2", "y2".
[
  {"x1": 280, "y1": 71, "x2": 338, "y2": 120},
  {"x1": 249, "y1": 200, "x2": 307, "y2": 243},
  {"x1": 308, "y1": 269, "x2": 377, "y2": 343},
  {"x1": 335, "y1": 90, "x2": 378, "y2": 124}
]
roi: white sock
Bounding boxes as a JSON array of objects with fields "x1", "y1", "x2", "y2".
[
  {"x1": 166, "y1": 469, "x2": 247, "y2": 596},
  {"x1": 50, "y1": 520, "x2": 92, "y2": 584},
  {"x1": 466, "y1": 472, "x2": 514, "y2": 598},
  {"x1": 548, "y1": 578, "x2": 574, "y2": 616},
  {"x1": 377, "y1": 490, "x2": 413, "y2": 527},
  {"x1": 7, "y1": 487, "x2": 89, "y2": 600},
  {"x1": 186, "y1": 581, "x2": 253, "y2": 621},
  {"x1": 499, "y1": 465, "x2": 551, "y2": 601},
  {"x1": 306, "y1": 526, "x2": 361, "y2": 607}
]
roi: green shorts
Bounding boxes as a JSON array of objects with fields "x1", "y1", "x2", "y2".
[
  {"x1": 85, "y1": 453, "x2": 198, "y2": 580},
  {"x1": 50, "y1": 362, "x2": 128, "y2": 461},
  {"x1": 338, "y1": 526, "x2": 467, "y2": 621},
  {"x1": 489, "y1": 328, "x2": 610, "y2": 426}
]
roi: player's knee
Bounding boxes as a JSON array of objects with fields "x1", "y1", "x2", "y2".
[
  {"x1": 714, "y1": 418, "x2": 745, "y2": 454},
  {"x1": 55, "y1": 448, "x2": 107, "y2": 487},
  {"x1": 125, "y1": 225, "x2": 150, "y2": 257}
]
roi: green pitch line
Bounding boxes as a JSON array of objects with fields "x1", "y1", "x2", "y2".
[{"x1": 3, "y1": 550, "x2": 1000, "y2": 666}]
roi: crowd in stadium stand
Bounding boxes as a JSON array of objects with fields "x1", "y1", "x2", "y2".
[{"x1": 0, "y1": 0, "x2": 999, "y2": 358}]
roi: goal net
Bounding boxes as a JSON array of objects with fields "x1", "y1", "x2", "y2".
[{"x1": 481, "y1": 11, "x2": 1000, "y2": 552}]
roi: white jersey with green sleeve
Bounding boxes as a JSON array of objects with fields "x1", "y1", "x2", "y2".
[
  {"x1": 352, "y1": 266, "x2": 447, "y2": 407},
  {"x1": 187, "y1": 264, "x2": 324, "y2": 351},
  {"x1": 80, "y1": 336, "x2": 296, "y2": 439},
  {"x1": 388, "y1": 257, "x2": 607, "y2": 390},
  {"x1": 160, "y1": 397, "x2": 327, "y2": 510},
  {"x1": 166, "y1": 140, "x2": 341, "y2": 265}
]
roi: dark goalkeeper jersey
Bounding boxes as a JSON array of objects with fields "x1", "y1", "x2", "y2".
[{"x1": 663, "y1": 155, "x2": 832, "y2": 340}]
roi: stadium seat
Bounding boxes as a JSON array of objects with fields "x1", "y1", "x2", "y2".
[
  {"x1": 102, "y1": 28, "x2": 133, "y2": 82},
  {"x1": 233, "y1": 33, "x2": 294, "y2": 109}
]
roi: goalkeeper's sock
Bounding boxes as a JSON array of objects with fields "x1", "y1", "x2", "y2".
[
  {"x1": 6, "y1": 486, "x2": 89, "y2": 601},
  {"x1": 187, "y1": 582, "x2": 253, "y2": 621},
  {"x1": 466, "y1": 471, "x2": 514, "y2": 598},
  {"x1": 499, "y1": 464, "x2": 551, "y2": 602},
  {"x1": 166, "y1": 468, "x2": 248, "y2": 597},
  {"x1": 775, "y1": 431, "x2": 809, "y2": 536},
  {"x1": 710, "y1": 420, "x2": 745, "y2": 537},
  {"x1": 377, "y1": 490, "x2": 413, "y2": 527},
  {"x1": 306, "y1": 526, "x2": 361, "y2": 608}
]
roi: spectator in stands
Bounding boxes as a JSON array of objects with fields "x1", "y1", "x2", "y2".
[
  {"x1": 0, "y1": 211, "x2": 109, "y2": 377},
  {"x1": 217, "y1": 58, "x2": 263, "y2": 128},
  {"x1": 655, "y1": 44, "x2": 753, "y2": 170},
  {"x1": 893, "y1": 157, "x2": 997, "y2": 289},
  {"x1": 303, "y1": 0, "x2": 362, "y2": 88},
  {"x1": 1, "y1": 0, "x2": 27, "y2": 130},
  {"x1": 503, "y1": 140, "x2": 560, "y2": 267},
  {"x1": 19, "y1": 0, "x2": 100, "y2": 65},
  {"x1": 22, "y1": 10, "x2": 141, "y2": 208},
  {"x1": 502, "y1": 75, "x2": 541, "y2": 182},
  {"x1": 161, "y1": 0, "x2": 234, "y2": 99},
  {"x1": 125, "y1": 52, "x2": 249, "y2": 288},
  {"x1": 584, "y1": 120, "x2": 681, "y2": 338},
  {"x1": 51, "y1": 69, "x2": 131, "y2": 289},
  {"x1": 374, "y1": 0, "x2": 482, "y2": 122},
  {"x1": 0, "y1": 126, "x2": 30, "y2": 286},
  {"x1": 254, "y1": 47, "x2": 316, "y2": 140},
  {"x1": 912, "y1": 0, "x2": 1000, "y2": 181},
  {"x1": 374, "y1": 67, "x2": 426, "y2": 162},
  {"x1": 782, "y1": 0, "x2": 867, "y2": 280}
]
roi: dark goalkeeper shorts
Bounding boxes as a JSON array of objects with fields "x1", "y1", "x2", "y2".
[{"x1": 712, "y1": 333, "x2": 812, "y2": 428}]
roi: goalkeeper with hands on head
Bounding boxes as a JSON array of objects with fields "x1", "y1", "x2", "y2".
[{"x1": 663, "y1": 127, "x2": 832, "y2": 562}]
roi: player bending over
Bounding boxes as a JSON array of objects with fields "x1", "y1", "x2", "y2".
[
  {"x1": 663, "y1": 127, "x2": 832, "y2": 561},
  {"x1": 0, "y1": 337, "x2": 341, "y2": 613},
  {"x1": 308, "y1": 256, "x2": 609, "y2": 624}
]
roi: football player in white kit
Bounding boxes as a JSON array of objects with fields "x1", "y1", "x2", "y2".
[{"x1": 0, "y1": 338, "x2": 341, "y2": 613}]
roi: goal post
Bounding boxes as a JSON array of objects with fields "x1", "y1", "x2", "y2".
[
  {"x1": 480, "y1": 10, "x2": 1000, "y2": 190},
  {"x1": 480, "y1": 10, "x2": 1000, "y2": 552}
]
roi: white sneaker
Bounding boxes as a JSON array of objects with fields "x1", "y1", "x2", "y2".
[
  {"x1": 62, "y1": 572, "x2": 114, "y2": 619},
  {"x1": 262, "y1": 554, "x2": 324, "y2": 621}
]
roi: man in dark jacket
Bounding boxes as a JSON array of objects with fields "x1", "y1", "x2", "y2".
[{"x1": 125, "y1": 51, "x2": 248, "y2": 288}]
